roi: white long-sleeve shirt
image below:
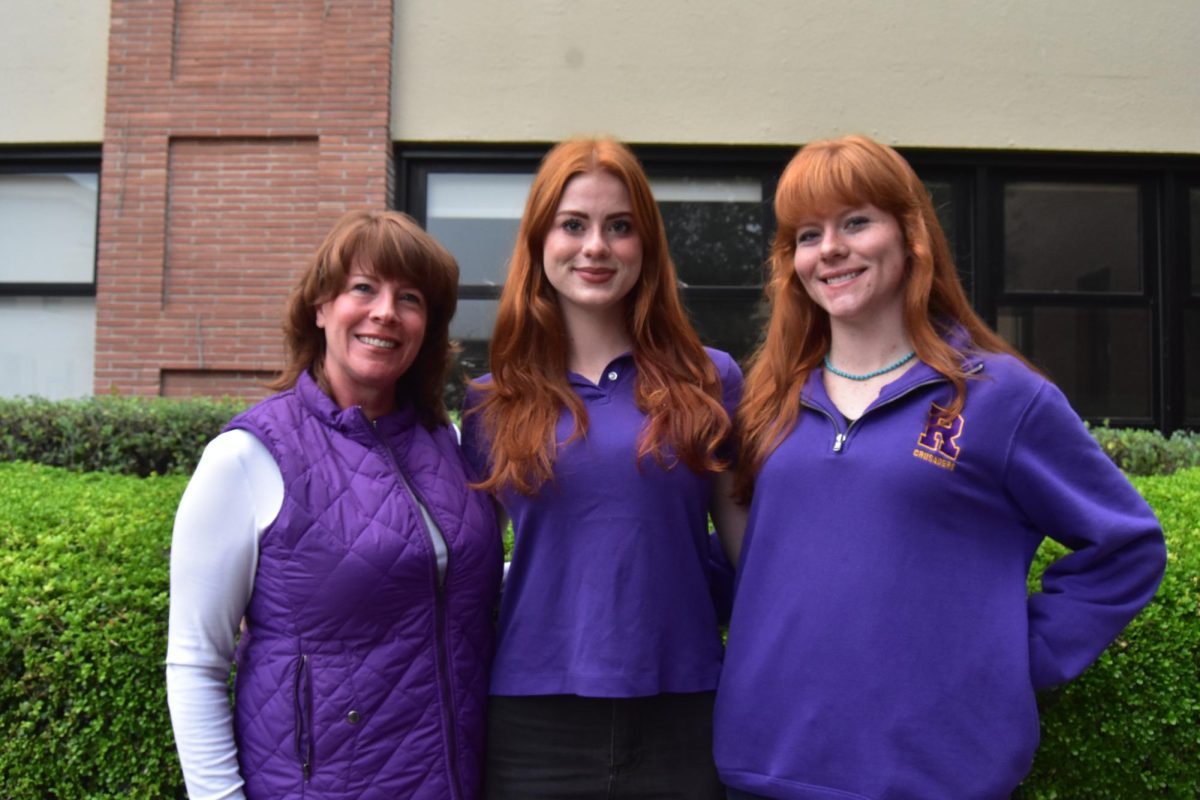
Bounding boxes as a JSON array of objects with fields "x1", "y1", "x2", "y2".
[{"x1": 166, "y1": 430, "x2": 280, "y2": 800}]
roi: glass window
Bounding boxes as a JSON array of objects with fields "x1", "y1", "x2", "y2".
[
  {"x1": 996, "y1": 305, "x2": 1150, "y2": 419},
  {"x1": 654, "y1": 178, "x2": 766, "y2": 287},
  {"x1": 1190, "y1": 187, "x2": 1200, "y2": 295},
  {"x1": 1187, "y1": 309, "x2": 1200, "y2": 424},
  {"x1": 0, "y1": 173, "x2": 98, "y2": 284},
  {"x1": 0, "y1": 296, "x2": 95, "y2": 398},
  {"x1": 681, "y1": 293, "x2": 764, "y2": 361},
  {"x1": 426, "y1": 173, "x2": 532, "y2": 287},
  {"x1": 1003, "y1": 182, "x2": 1140, "y2": 293}
]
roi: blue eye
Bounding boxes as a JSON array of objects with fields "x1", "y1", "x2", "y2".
[
  {"x1": 398, "y1": 291, "x2": 423, "y2": 305},
  {"x1": 609, "y1": 219, "x2": 633, "y2": 235},
  {"x1": 846, "y1": 215, "x2": 870, "y2": 229},
  {"x1": 561, "y1": 218, "x2": 585, "y2": 234},
  {"x1": 797, "y1": 230, "x2": 820, "y2": 245},
  {"x1": 351, "y1": 282, "x2": 375, "y2": 294}
]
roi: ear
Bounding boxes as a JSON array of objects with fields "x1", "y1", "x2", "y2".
[{"x1": 315, "y1": 304, "x2": 327, "y2": 330}]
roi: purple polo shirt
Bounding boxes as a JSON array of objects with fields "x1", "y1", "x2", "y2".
[{"x1": 461, "y1": 348, "x2": 742, "y2": 697}]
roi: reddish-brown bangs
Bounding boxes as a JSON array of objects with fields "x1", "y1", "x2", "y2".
[{"x1": 773, "y1": 137, "x2": 911, "y2": 232}]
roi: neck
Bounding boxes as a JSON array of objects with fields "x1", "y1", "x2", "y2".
[
  {"x1": 560, "y1": 302, "x2": 633, "y2": 383},
  {"x1": 317, "y1": 363, "x2": 395, "y2": 421},
  {"x1": 826, "y1": 316, "x2": 912, "y2": 375}
]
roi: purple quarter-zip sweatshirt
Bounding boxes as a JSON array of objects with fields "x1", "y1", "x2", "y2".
[
  {"x1": 714, "y1": 348, "x2": 1165, "y2": 800},
  {"x1": 461, "y1": 348, "x2": 742, "y2": 697}
]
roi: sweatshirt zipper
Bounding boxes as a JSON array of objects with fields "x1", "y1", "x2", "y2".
[
  {"x1": 366, "y1": 416, "x2": 465, "y2": 800},
  {"x1": 805, "y1": 371, "x2": 973, "y2": 454}
]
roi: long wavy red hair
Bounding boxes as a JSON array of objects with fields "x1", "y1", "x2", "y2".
[
  {"x1": 470, "y1": 138, "x2": 730, "y2": 496},
  {"x1": 735, "y1": 135, "x2": 1025, "y2": 502}
]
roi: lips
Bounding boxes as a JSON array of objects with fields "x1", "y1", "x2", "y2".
[
  {"x1": 356, "y1": 334, "x2": 397, "y2": 350},
  {"x1": 573, "y1": 266, "x2": 617, "y2": 284},
  {"x1": 822, "y1": 269, "x2": 865, "y2": 286}
]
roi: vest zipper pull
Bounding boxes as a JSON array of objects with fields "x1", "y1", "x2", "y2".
[{"x1": 833, "y1": 433, "x2": 846, "y2": 453}]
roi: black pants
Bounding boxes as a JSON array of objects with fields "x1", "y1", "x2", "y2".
[
  {"x1": 726, "y1": 790, "x2": 774, "y2": 800},
  {"x1": 485, "y1": 692, "x2": 724, "y2": 800}
]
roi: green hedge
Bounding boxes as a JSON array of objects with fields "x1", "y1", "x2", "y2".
[
  {"x1": 1089, "y1": 425, "x2": 1200, "y2": 477},
  {"x1": 3, "y1": 394, "x2": 1197, "y2": 478},
  {"x1": 0, "y1": 395, "x2": 247, "y2": 477},
  {"x1": 0, "y1": 462, "x2": 189, "y2": 799},
  {"x1": 1017, "y1": 468, "x2": 1200, "y2": 799},
  {"x1": 0, "y1": 462, "x2": 1196, "y2": 797}
]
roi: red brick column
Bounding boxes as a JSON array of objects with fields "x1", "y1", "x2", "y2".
[{"x1": 95, "y1": 0, "x2": 394, "y2": 398}]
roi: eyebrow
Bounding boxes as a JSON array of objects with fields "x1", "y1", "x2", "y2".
[{"x1": 554, "y1": 208, "x2": 634, "y2": 219}]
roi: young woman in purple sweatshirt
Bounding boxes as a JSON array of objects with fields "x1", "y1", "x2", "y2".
[{"x1": 714, "y1": 135, "x2": 1166, "y2": 800}]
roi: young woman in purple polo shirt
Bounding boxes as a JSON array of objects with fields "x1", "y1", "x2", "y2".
[
  {"x1": 714, "y1": 135, "x2": 1166, "y2": 799},
  {"x1": 461, "y1": 138, "x2": 745, "y2": 799}
]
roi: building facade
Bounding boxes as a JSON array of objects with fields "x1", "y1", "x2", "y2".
[{"x1": 2, "y1": 0, "x2": 1198, "y2": 431}]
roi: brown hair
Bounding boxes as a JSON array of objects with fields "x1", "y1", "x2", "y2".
[
  {"x1": 273, "y1": 209, "x2": 459, "y2": 429},
  {"x1": 735, "y1": 134, "x2": 1025, "y2": 501},
  {"x1": 470, "y1": 138, "x2": 730, "y2": 495}
]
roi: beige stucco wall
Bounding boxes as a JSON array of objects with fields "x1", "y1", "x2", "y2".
[
  {"x1": 393, "y1": 0, "x2": 1200, "y2": 153},
  {"x1": 0, "y1": 0, "x2": 109, "y2": 144}
]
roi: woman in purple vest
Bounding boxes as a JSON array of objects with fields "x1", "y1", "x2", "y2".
[
  {"x1": 166, "y1": 210, "x2": 504, "y2": 800},
  {"x1": 460, "y1": 138, "x2": 746, "y2": 799}
]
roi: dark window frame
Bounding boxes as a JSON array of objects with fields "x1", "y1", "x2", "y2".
[
  {"x1": 397, "y1": 142, "x2": 1200, "y2": 433},
  {"x1": 0, "y1": 145, "x2": 102, "y2": 297}
]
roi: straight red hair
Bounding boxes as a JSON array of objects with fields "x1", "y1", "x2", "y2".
[
  {"x1": 735, "y1": 135, "x2": 1027, "y2": 502},
  {"x1": 470, "y1": 138, "x2": 730, "y2": 496}
]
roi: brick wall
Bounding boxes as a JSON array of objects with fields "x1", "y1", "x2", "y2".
[{"x1": 95, "y1": 0, "x2": 394, "y2": 399}]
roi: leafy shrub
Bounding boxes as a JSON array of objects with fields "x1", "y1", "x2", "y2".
[
  {"x1": 0, "y1": 395, "x2": 246, "y2": 477},
  {"x1": 1017, "y1": 467, "x2": 1200, "y2": 799},
  {"x1": 0, "y1": 464, "x2": 1195, "y2": 798},
  {"x1": 0, "y1": 462, "x2": 190, "y2": 799},
  {"x1": 1088, "y1": 424, "x2": 1200, "y2": 476}
]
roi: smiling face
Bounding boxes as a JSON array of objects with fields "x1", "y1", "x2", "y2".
[
  {"x1": 541, "y1": 170, "x2": 643, "y2": 321},
  {"x1": 316, "y1": 262, "x2": 427, "y2": 417},
  {"x1": 792, "y1": 204, "x2": 908, "y2": 330}
]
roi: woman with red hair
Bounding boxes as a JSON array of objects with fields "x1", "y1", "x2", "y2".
[
  {"x1": 461, "y1": 138, "x2": 743, "y2": 799},
  {"x1": 713, "y1": 135, "x2": 1165, "y2": 799}
]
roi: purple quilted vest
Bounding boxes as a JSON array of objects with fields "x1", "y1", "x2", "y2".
[{"x1": 226, "y1": 372, "x2": 502, "y2": 800}]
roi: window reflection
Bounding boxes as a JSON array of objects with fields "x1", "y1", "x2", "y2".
[
  {"x1": 1003, "y1": 182, "x2": 1140, "y2": 293},
  {"x1": 681, "y1": 293, "x2": 765, "y2": 365},
  {"x1": 997, "y1": 305, "x2": 1150, "y2": 419},
  {"x1": 1190, "y1": 188, "x2": 1200, "y2": 296},
  {"x1": 1187, "y1": 310, "x2": 1200, "y2": 425},
  {"x1": 426, "y1": 173, "x2": 531, "y2": 286},
  {"x1": 654, "y1": 177, "x2": 766, "y2": 287},
  {"x1": 0, "y1": 173, "x2": 98, "y2": 284}
]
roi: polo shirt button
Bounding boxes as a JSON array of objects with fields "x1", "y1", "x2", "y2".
[
  {"x1": 346, "y1": 710, "x2": 361, "y2": 724},
  {"x1": 606, "y1": 371, "x2": 618, "y2": 381}
]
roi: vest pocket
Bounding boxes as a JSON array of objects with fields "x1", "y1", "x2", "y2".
[{"x1": 294, "y1": 653, "x2": 312, "y2": 780}]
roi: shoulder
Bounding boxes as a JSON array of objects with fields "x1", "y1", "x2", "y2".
[
  {"x1": 703, "y1": 347, "x2": 743, "y2": 382},
  {"x1": 203, "y1": 428, "x2": 273, "y2": 464},
  {"x1": 226, "y1": 386, "x2": 301, "y2": 431},
  {"x1": 968, "y1": 351, "x2": 1049, "y2": 404},
  {"x1": 462, "y1": 373, "x2": 494, "y2": 413},
  {"x1": 967, "y1": 351, "x2": 1086, "y2": 435}
]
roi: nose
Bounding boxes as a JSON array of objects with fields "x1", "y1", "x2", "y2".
[
  {"x1": 581, "y1": 225, "x2": 610, "y2": 258},
  {"x1": 368, "y1": 287, "x2": 399, "y2": 323},
  {"x1": 819, "y1": 230, "x2": 847, "y2": 260}
]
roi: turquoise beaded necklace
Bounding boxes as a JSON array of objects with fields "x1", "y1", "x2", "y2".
[{"x1": 823, "y1": 350, "x2": 915, "y2": 381}]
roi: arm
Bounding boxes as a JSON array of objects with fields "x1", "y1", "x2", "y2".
[
  {"x1": 165, "y1": 430, "x2": 283, "y2": 800},
  {"x1": 711, "y1": 350, "x2": 748, "y2": 567},
  {"x1": 710, "y1": 470, "x2": 748, "y2": 568},
  {"x1": 1006, "y1": 382, "x2": 1167, "y2": 690}
]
